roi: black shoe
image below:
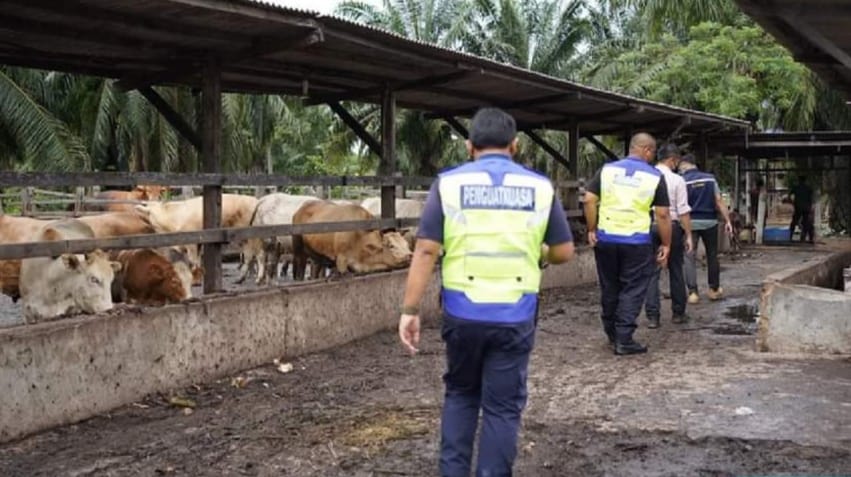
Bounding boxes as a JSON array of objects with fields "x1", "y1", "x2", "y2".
[
  {"x1": 647, "y1": 316, "x2": 660, "y2": 329},
  {"x1": 615, "y1": 341, "x2": 648, "y2": 355},
  {"x1": 672, "y1": 313, "x2": 690, "y2": 324}
]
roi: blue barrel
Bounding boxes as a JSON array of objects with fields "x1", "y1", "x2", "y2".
[{"x1": 763, "y1": 226, "x2": 789, "y2": 242}]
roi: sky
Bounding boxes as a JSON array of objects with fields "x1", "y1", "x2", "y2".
[{"x1": 263, "y1": 0, "x2": 379, "y2": 15}]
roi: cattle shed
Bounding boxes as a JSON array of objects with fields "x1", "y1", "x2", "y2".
[{"x1": 0, "y1": 0, "x2": 750, "y2": 292}]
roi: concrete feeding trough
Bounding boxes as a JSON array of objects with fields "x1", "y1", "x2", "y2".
[{"x1": 758, "y1": 250, "x2": 851, "y2": 354}]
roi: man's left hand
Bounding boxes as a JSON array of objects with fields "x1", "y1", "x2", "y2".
[
  {"x1": 685, "y1": 235, "x2": 694, "y2": 253},
  {"x1": 398, "y1": 314, "x2": 420, "y2": 355}
]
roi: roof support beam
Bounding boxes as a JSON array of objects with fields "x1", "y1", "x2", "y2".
[
  {"x1": 522, "y1": 129, "x2": 570, "y2": 169},
  {"x1": 440, "y1": 116, "x2": 468, "y2": 139},
  {"x1": 581, "y1": 133, "x2": 620, "y2": 162},
  {"x1": 423, "y1": 93, "x2": 580, "y2": 120},
  {"x1": 304, "y1": 69, "x2": 479, "y2": 106},
  {"x1": 116, "y1": 28, "x2": 325, "y2": 91},
  {"x1": 777, "y1": 11, "x2": 851, "y2": 71},
  {"x1": 138, "y1": 86, "x2": 202, "y2": 150},
  {"x1": 327, "y1": 102, "x2": 383, "y2": 158}
]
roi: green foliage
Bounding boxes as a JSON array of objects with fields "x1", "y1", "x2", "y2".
[{"x1": 582, "y1": 22, "x2": 817, "y2": 131}]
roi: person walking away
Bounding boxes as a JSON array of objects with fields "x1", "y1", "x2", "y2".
[
  {"x1": 643, "y1": 144, "x2": 693, "y2": 328},
  {"x1": 397, "y1": 108, "x2": 575, "y2": 477},
  {"x1": 583, "y1": 132, "x2": 672, "y2": 355},
  {"x1": 680, "y1": 154, "x2": 733, "y2": 303},
  {"x1": 788, "y1": 175, "x2": 814, "y2": 243}
]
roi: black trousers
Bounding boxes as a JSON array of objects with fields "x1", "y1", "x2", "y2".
[
  {"x1": 790, "y1": 207, "x2": 814, "y2": 242},
  {"x1": 594, "y1": 242, "x2": 655, "y2": 344},
  {"x1": 645, "y1": 222, "x2": 686, "y2": 318}
]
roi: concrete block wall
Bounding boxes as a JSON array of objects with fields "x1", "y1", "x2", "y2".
[
  {"x1": 0, "y1": 247, "x2": 596, "y2": 443},
  {"x1": 758, "y1": 251, "x2": 851, "y2": 354}
]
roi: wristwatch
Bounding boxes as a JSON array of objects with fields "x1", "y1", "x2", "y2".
[{"x1": 401, "y1": 305, "x2": 420, "y2": 315}]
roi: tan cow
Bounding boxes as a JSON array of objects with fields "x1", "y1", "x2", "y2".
[
  {"x1": 76, "y1": 211, "x2": 155, "y2": 237},
  {"x1": 135, "y1": 194, "x2": 258, "y2": 232},
  {"x1": 135, "y1": 194, "x2": 259, "y2": 285},
  {"x1": 291, "y1": 200, "x2": 412, "y2": 280},
  {"x1": 80, "y1": 185, "x2": 167, "y2": 212},
  {"x1": 111, "y1": 248, "x2": 195, "y2": 306},
  {"x1": 0, "y1": 215, "x2": 52, "y2": 301},
  {"x1": 360, "y1": 197, "x2": 424, "y2": 249},
  {"x1": 19, "y1": 219, "x2": 121, "y2": 323}
]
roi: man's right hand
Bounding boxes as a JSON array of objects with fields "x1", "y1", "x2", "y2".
[{"x1": 587, "y1": 230, "x2": 598, "y2": 247}]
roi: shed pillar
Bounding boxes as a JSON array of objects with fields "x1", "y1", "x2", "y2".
[
  {"x1": 202, "y1": 57, "x2": 223, "y2": 294},
  {"x1": 567, "y1": 120, "x2": 580, "y2": 212},
  {"x1": 380, "y1": 87, "x2": 396, "y2": 220}
]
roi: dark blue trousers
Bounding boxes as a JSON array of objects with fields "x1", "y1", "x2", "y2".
[
  {"x1": 440, "y1": 315, "x2": 536, "y2": 477},
  {"x1": 593, "y1": 242, "x2": 655, "y2": 344}
]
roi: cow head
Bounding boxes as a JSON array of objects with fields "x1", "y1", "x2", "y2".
[
  {"x1": 60, "y1": 249, "x2": 122, "y2": 315},
  {"x1": 135, "y1": 185, "x2": 167, "y2": 201},
  {"x1": 162, "y1": 246, "x2": 198, "y2": 300},
  {"x1": 349, "y1": 230, "x2": 412, "y2": 273},
  {"x1": 134, "y1": 202, "x2": 171, "y2": 233}
]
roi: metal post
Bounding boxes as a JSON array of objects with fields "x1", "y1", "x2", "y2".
[
  {"x1": 380, "y1": 86, "x2": 396, "y2": 220},
  {"x1": 734, "y1": 156, "x2": 741, "y2": 215},
  {"x1": 201, "y1": 57, "x2": 223, "y2": 294},
  {"x1": 567, "y1": 121, "x2": 579, "y2": 212}
]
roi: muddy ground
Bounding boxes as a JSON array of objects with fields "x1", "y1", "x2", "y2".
[{"x1": 1, "y1": 244, "x2": 850, "y2": 476}]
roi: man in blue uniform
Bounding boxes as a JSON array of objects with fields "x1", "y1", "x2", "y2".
[
  {"x1": 679, "y1": 155, "x2": 732, "y2": 303},
  {"x1": 583, "y1": 132, "x2": 672, "y2": 355},
  {"x1": 397, "y1": 108, "x2": 575, "y2": 477}
]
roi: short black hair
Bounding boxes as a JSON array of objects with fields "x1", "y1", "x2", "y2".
[
  {"x1": 469, "y1": 108, "x2": 516, "y2": 149},
  {"x1": 657, "y1": 143, "x2": 681, "y2": 160},
  {"x1": 681, "y1": 153, "x2": 696, "y2": 164}
]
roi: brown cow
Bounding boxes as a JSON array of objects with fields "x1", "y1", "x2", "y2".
[
  {"x1": 111, "y1": 247, "x2": 195, "y2": 306},
  {"x1": 291, "y1": 200, "x2": 412, "y2": 280},
  {"x1": 80, "y1": 185, "x2": 167, "y2": 212}
]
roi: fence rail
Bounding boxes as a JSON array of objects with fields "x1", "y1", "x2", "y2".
[{"x1": 0, "y1": 218, "x2": 420, "y2": 260}]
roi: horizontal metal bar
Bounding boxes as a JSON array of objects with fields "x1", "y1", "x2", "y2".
[
  {"x1": 0, "y1": 217, "x2": 421, "y2": 260},
  {"x1": 0, "y1": 173, "x2": 435, "y2": 188}
]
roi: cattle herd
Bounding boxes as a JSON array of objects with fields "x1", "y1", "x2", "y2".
[{"x1": 0, "y1": 185, "x2": 423, "y2": 325}]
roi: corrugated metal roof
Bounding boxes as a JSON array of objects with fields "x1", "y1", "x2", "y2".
[{"x1": 0, "y1": 0, "x2": 749, "y2": 136}]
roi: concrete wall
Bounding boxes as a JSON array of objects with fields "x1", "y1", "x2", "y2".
[
  {"x1": 0, "y1": 247, "x2": 596, "y2": 443},
  {"x1": 758, "y1": 251, "x2": 851, "y2": 354}
]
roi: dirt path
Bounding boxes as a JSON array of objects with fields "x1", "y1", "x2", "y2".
[{"x1": 1, "y1": 246, "x2": 850, "y2": 476}]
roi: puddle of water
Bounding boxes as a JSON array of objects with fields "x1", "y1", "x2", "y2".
[{"x1": 724, "y1": 304, "x2": 758, "y2": 323}]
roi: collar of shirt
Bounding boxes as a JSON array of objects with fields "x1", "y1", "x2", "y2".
[
  {"x1": 477, "y1": 153, "x2": 512, "y2": 161},
  {"x1": 656, "y1": 163, "x2": 672, "y2": 173}
]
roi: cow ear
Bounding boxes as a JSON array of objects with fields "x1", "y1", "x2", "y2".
[
  {"x1": 110, "y1": 261, "x2": 122, "y2": 273},
  {"x1": 61, "y1": 254, "x2": 81, "y2": 270},
  {"x1": 192, "y1": 267, "x2": 204, "y2": 281}
]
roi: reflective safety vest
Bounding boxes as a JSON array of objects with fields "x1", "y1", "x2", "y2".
[
  {"x1": 597, "y1": 157, "x2": 662, "y2": 245},
  {"x1": 682, "y1": 169, "x2": 718, "y2": 221},
  {"x1": 437, "y1": 154, "x2": 554, "y2": 323}
]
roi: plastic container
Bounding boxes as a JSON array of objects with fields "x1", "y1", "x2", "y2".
[{"x1": 763, "y1": 226, "x2": 789, "y2": 243}]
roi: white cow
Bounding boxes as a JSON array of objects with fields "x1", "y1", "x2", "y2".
[
  {"x1": 19, "y1": 219, "x2": 122, "y2": 323},
  {"x1": 360, "y1": 197, "x2": 424, "y2": 249},
  {"x1": 237, "y1": 193, "x2": 320, "y2": 284}
]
